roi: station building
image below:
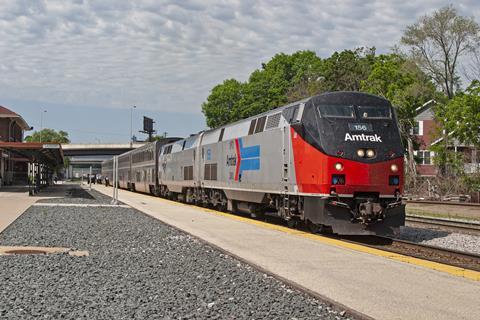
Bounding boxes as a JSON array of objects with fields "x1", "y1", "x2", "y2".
[{"x1": 0, "y1": 105, "x2": 32, "y2": 185}]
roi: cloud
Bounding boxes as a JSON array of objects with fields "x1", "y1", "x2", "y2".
[{"x1": 0, "y1": 0, "x2": 478, "y2": 115}]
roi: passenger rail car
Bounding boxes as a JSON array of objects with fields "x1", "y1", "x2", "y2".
[
  {"x1": 117, "y1": 150, "x2": 132, "y2": 190},
  {"x1": 103, "y1": 92, "x2": 406, "y2": 235},
  {"x1": 102, "y1": 158, "x2": 113, "y2": 186},
  {"x1": 130, "y1": 142, "x2": 160, "y2": 193}
]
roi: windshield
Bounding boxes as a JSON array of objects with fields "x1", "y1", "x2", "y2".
[
  {"x1": 318, "y1": 105, "x2": 355, "y2": 118},
  {"x1": 357, "y1": 105, "x2": 391, "y2": 119}
]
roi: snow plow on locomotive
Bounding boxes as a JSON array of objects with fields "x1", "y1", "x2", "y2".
[{"x1": 102, "y1": 91, "x2": 405, "y2": 235}]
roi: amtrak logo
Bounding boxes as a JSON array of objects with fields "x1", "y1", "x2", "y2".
[
  {"x1": 227, "y1": 138, "x2": 260, "y2": 181},
  {"x1": 345, "y1": 133, "x2": 382, "y2": 142}
]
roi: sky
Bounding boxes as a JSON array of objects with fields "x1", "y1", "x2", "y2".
[{"x1": 1, "y1": 0, "x2": 479, "y2": 143}]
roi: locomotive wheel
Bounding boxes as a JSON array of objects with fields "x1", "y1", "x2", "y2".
[
  {"x1": 286, "y1": 219, "x2": 298, "y2": 229},
  {"x1": 307, "y1": 221, "x2": 320, "y2": 233},
  {"x1": 216, "y1": 201, "x2": 227, "y2": 212}
]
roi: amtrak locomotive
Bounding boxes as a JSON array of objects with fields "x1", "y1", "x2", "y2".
[{"x1": 102, "y1": 92, "x2": 405, "y2": 235}]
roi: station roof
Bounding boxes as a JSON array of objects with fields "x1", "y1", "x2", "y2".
[
  {"x1": 0, "y1": 142, "x2": 64, "y2": 168},
  {"x1": 0, "y1": 106, "x2": 31, "y2": 130},
  {"x1": 61, "y1": 143, "x2": 146, "y2": 150}
]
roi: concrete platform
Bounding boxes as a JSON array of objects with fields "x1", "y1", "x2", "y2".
[
  {"x1": 93, "y1": 184, "x2": 480, "y2": 320},
  {"x1": 0, "y1": 184, "x2": 70, "y2": 233}
]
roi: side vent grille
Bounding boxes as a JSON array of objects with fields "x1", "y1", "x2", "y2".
[
  {"x1": 265, "y1": 113, "x2": 281, "y2": 130},
  {"x1": 204, "y1": 163, "x2": 217, "y2": 181},
  {"x1": 183, "y1": 166, "x2": 193, "y2": 180}
]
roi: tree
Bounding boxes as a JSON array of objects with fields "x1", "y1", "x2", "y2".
[
  {"x1": 402, "y1": 5, "x2": 480, "y2": 176},
  {"x1": 288, "y1": 48, "x2": 377, "y2": 102},
  {"x1": 202, "y1": 51, "x2": 323, "y2": 128},
  {"x1": 25, "y1": 129, "x2": 70, "y2": 143},
  {"x1": 466, "y1": 49, "x2": 480, "y2": 82},
  {"x1": 152, "y1": 132, "x2": 168, "y2": 141},
  {"x1": 444, "y1": 80, "x2": 480, "y2": 146},
  {"x1": 361, "y1": 53, "x2": 437, "y2": 182},
  {"x1": 286, "y1": 51, "x2": 324, "y2": 101},
  {"x1": 401, "y1": 5, "x2": 480, "y2": 99},
  {"x1": 239, "y1": 51, "x2": 321, "y2": 119},
  {"x1": 201, "y1": 79, "x2": 245, "y2": 128}
]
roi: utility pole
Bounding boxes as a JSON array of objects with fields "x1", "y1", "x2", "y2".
[
  {"x1": 130, "y1": 105, "x2": 136, "y2": 147},
  {"x1": 89, "y1": 166, "x2": 92, "y2": 191},
  {"x1": 39, "y1": 110, "x2": 47, "y2": 143}
]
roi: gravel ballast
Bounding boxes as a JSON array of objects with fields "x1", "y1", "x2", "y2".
[
  {"x1": 0, "y1": 186, "x2": 355, "y2": 319},
  {"x1": 399, "y1": 226, "x2": 480, "y2": 255}
]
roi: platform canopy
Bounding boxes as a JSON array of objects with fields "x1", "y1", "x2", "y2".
[
  {"x1": 0, "y1": 106, "x2": 31, "y2": 130},
  {"x1": 0, "y1": 142, "x2": 64, "y2": 168}
]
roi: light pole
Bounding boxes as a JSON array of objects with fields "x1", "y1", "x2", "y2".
[
  {"x1": 39, "y1": 110, "x2": 47, "y2": 143},
  {"x1": 130, "y1": 105, "x2": 136, "y2": 147}
]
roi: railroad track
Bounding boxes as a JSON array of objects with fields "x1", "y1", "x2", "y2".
[
  {"x1": 339, "y1": 235, "x2": 480, "y2": 272},
  {"x1": 405, "y1": 215, "x2": 480, "y2": 236},
  {"x1": 406, "y1": 200, "x2": 480, "y2": 207}
]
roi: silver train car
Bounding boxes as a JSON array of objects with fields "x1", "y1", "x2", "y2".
[
  {"x1": 101, "y1": 138, "x2": 182, "y2": 194},
  {"x1": 103, "y1": 92, "x2": 405, "y2": 235},
  {"x1": 102, "y1": 158, "x2": 113, "y2": 186},
  {"x1": 130, "y1": 142, "x2": 160, "y2": 193}
]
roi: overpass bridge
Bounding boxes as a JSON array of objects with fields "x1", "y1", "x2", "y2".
[
  {"x1": 62, "y1": 143, "x2": 145, "y2": 178},
  {"x1": 62, "y1": 139, "x2": 181, "y2": 178}
]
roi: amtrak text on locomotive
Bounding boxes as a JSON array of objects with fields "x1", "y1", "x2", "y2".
[{"x1": 344, "y1": 133, "x2": 382, "y2": 142}]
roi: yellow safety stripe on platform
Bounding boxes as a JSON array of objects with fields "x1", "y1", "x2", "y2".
[{"x1": 146, "y1": 195, "x2": 480, "y2": 282}]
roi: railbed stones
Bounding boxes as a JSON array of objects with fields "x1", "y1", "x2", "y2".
[
  {"x1": 0, "y1": 186, "x2": 354, "y2": 319},
  {"x1": 399, "y1": 226, "x2": 480, "y2": 255}
]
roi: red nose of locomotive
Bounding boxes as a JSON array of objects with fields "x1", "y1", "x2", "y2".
[{"x1": 327, "y1": 156, "x2": 404, "y2": 197}]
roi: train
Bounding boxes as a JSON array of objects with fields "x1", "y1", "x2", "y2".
[{"x1": 102, "y1": 91, "x2": 406, "y2": 235}]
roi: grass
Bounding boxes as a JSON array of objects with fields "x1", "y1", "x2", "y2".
[{"x1": 406, "y1": 208, "x2": 480, "y2": 222}]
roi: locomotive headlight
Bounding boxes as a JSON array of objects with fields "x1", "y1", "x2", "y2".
[
  {"x1": 334, "y1": 162, "x2": 343, "y2": 171},
  {"x1": 356, "y1": 149, "x2": 365, "y2": 157},
  {"x1": 391, "y1": 164, "x2": 399, "y2": 172},
  {"x1": 366, "y1": 149, "x2": 375, "y2": 158}
]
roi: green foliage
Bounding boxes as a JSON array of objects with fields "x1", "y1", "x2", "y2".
[
  {"x1": 444, "y1": 80, "x2": 480, "y2": 147},
  {"x1": 431, "y1": 146, "x2": 465, "y2": 175},
  {"x1": 201, "y1": 79, "x2": 245, "y2": 128},
  {"x1": 201, "y1": 49, "x2": 382, "y2": 128},
  {"x1": 25, "y1": 128, "x2": 70, "y2": 144},
  {"x1": 201, "y1": 51, "x2": 324, "y2": 127},
  {"x1": 320, "y1": 47, "x2": 376, "y2": 92},
  {"x1": 151, "y1": 132, "x2": 169, "y2": 141},
  {"x1": 360, "y1": 54, "x2": 436, "y2": 138},
  {"x1": 463, "y1": 173, "x2": 480, "y2": 191},
  {"x1": 63, "y1": 156, "x2": 71, "y2": 169}
]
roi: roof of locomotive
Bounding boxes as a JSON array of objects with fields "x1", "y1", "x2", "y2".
[
  {"x1": 202, "y1": 91, "x2": 391, "y2": 134},
  {"x1": 161, "y1": 91, "x2": 391, "y2": 149}
]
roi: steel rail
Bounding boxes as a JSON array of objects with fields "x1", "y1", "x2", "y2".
[
  {"x1": 406, "y1": 200, "x2": 480, "y2": 207},
  {"x1": 406, "y1": 215, "x2": 480, "y2": 235}
]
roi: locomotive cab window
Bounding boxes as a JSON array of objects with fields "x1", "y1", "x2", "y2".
[
  {"x1": 319, "y1": 105, "x2": 355, "y2": 118},
  {"x1": 357, "y1": 106, "x2": 391, "y2": 119}
]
